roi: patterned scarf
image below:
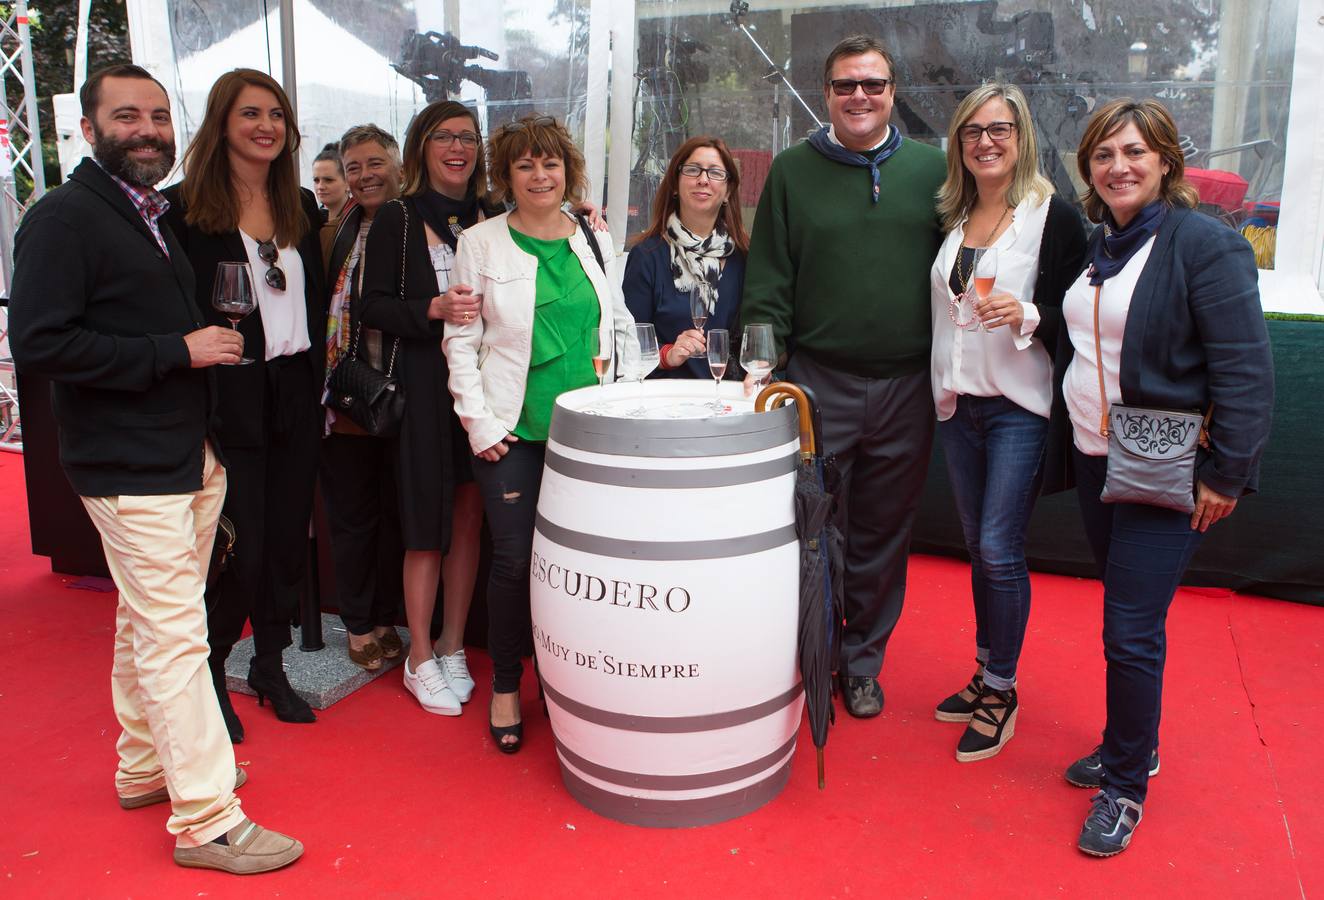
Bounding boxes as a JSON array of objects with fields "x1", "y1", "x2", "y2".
[
  {"x1": 665, "y1": 213, "x2": 734, "y2": 313},
  {"x1": 806, "y1": 124, "x2": 903, "y2": 204}
]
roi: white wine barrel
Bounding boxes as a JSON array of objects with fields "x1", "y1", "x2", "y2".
[{"x1": 531, "y1": 380, "x2": 803, "y2": 828}]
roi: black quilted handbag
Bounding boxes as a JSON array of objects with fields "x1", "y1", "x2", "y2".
[{"x1": 326, "y1": 201, "x2": 408, "y2": 437}]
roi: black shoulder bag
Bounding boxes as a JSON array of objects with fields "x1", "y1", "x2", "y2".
[{"x1": 325, "y1": 201, "x2": 408, "y2": 437}]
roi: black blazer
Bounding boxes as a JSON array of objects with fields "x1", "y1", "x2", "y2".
[
  {"x1": 1043, "y1": 206, "x2": 1274, "y2": 497},
  {"x1": 622, "y1": 234, "x2": 746, "y2": 379},
  {"x1": 8, "y1": 159, "x2": 219, "y2": 497},
  {"x1": 161, "y1": 186, "x2": 327, "y2": 450}
]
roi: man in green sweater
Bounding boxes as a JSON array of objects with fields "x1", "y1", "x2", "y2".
[{"x1": 743, "y1": 35, "x2": 945, "y2": 718}]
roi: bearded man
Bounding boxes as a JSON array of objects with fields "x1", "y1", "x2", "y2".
[{"x1": 8, "y1": 64, "x2": 302, "y2": 874}]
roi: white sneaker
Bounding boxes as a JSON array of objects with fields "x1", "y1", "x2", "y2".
[
  {"x1": 403, "y1": 658, "x2": 461, "y2": 716},
  {"x1": 435, "y1": 649, "x2": 475, "y2": 703}
]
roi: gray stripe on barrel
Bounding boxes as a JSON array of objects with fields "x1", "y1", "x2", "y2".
[
  {"x1": 550, "y1": 402, "x2": 797, "y2": 458},
  {"x1": 541, "y1": 677, "x2": 803, "y2": 732},
  {"x1": 544, "y1": 449, "x2": 797, "y2": 489},
  {"x1": 554, "y1": 733, "x2": 798, "y2": 790},
  {"x1": 558, "y1": 758, "x2": 793, "y2": 828},
  {"x1": 536, "y1": 514, "x2": 797, "y2": 560}
]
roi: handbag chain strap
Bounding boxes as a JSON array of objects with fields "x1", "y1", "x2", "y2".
[
  {"x1": 1092, "y1": 281, "x2": 1214, "y2": 445},
  {"x1": 344, "y1": 201, "x2": 406, "y2": 378}
]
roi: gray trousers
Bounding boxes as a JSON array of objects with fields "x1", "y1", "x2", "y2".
[{"x1": 786, "y1": 352, "x2": 935, "y2": 677}]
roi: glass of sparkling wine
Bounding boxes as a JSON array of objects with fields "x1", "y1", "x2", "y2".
[
  {"x1": 631, "y1": 322, "x2": 659, "y2": 417},
  {"x1": 212, "y1": 261, "x2": 257, "y2": 365},
  {"x1": 970, "y1": 247, "x2": 998, "y2": 332},
  {"x1": 587, "y1": 324, "x2": 613, "y2": 413},
  {"x1": 689, "y1": 285, "x2": 709, "y2": 334},
  {"x1": 740, "y1": 323, "x2": 775, "y2": 392},
  {"x1": 707, "y1": 328, "x2": 729, "y2": 413}
]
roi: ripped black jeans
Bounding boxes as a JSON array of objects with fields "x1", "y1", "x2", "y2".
[{"x1": 472, "y1": 439, "x2": 546, "y2": 694}]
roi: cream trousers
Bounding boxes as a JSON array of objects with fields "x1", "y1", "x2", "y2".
[{"x1": 80, "y1": 443, "x2": 245, "y2": 847}]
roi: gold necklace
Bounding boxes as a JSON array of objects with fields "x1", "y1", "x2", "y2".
[{"x1": 955, "y1": 203, "x2": 1011, "y2": 293}]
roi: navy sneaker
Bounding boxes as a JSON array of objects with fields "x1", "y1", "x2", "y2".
[
  {"x1": 1065, "y1": 745, "x2": 1160, "y2": 788},
  {"x1": 1077, "y1": 791, "x2": 1143, "y2": 857}
]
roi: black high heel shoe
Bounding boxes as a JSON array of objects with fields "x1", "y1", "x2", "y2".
[
  {"x1": 489, "y1": 691, "x2": 523, "y2": 754},
  {"x1": 246, "y1": 656, "x2": 316, "y2": 724},
  {"x1": 208, "y1": 657, "x2": 244, "y2": 744}
]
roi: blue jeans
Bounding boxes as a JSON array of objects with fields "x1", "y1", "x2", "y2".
[
  {"x1": 1074, "y1": 449, "x2": 1204, "y2": 804},
  {"x1": 939, "y1": 395, "x2": 1047, "y2": 690}
]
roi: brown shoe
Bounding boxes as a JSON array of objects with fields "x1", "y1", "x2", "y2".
[
  {"x1": 376, "y1": 628, "x2": 404, "y2": 659},
  {"x1": 173, "y1": 817, "x2": 303, "y2": 874},
  {"x1": 347, "y1": 638, "x2": 383, "y2": 671},
  {"x1": 119, "y1": 767, "x2": 248, "y2": 810}
]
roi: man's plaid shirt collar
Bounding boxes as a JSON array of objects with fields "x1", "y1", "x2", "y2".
[{"x1": 95, "y1": 159, "x2": 171, "y2": 256}]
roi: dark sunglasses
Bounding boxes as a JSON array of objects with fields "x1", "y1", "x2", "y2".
[
  {"x1": 256, "y1": 238, "x2": 286, "y2": 291},
  {"x1": 828, "y1": 78, "x2": 893, "y2": 97},
  {"x1": 498, "y1": 115, "x2": 558, "y2": 135}
]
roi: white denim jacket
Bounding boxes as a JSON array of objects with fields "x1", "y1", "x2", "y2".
[{"x1": 444, "y1": 210, "x2": 639, "y2": 454}]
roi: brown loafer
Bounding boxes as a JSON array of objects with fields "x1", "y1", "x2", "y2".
[
  {"x1": 173, "y1": 817, "x2": 303, "y2": 875},
  {"x1": 347, "y1": 639, "x2": 383, "y2": 671},
  {"x1": 120, "y1": 766, "x2": 247, "y2": 810},
  {"x1": 376, "y1": 628, "x2": 403, "y2": 659}
]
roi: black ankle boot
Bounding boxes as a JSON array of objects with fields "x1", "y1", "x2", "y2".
[
  {"x1": 208, "y1": 656, "x2": 244, "y2": 744},
  {"x1": 246, "y1": 654, "x2": 316, "y2": 724}
]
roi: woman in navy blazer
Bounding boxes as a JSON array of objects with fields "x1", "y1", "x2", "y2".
[
  {"x1": 1048, "y1": 99, "x2": 1273, "y2": 858},
  {"x1": 623, "y1": 136, "x2": 747, "y2": 378},
  {"x1": 163, "y1": 69, "x2": 327, "y2": 741}
]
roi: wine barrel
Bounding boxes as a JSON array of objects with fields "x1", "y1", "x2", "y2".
[{"x1": 531, "y1": 380, "x2": 803, "y2": 828}]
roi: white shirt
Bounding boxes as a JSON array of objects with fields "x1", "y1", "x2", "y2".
[
  {"x1": 929, "y1": 195, "x2": 1050, "y2": 421},
  {"x1": 1063, "y1": 236, "x2": 1156, "y2": 456},
  {"x1": 239, "y1": 230, "x2": 310, "y2": 361}
]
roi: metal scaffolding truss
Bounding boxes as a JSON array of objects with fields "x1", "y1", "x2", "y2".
[{"x1": 0, "y1": 0, "x2": 43, "y2": 453}]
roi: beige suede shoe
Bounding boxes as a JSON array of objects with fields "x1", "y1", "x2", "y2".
[
  {"x1": 172, "y1": 817, "x2": 303, "y2": 875},
  {"x1": 119, "y1": 766, "x2": 248, "y2": 810}
]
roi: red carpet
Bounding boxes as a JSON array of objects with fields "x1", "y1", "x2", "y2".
[{"x1": 0, "y1": 450, "x2": 1319, "y2": 898}]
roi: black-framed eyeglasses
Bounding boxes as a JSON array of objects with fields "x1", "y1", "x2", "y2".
[
  {"x1": 428, "y1": 129, "x2": 480, "y2": 148},
  {"x1": 678, "y1": 163, "x2": 729, "y2": 182},
  {"x1": 498, "y1": 115, "x2": 558, "y2": 135},
  {"x1": 958, "y1": 121, "x2": 1017, "y2": 143},
  {"x1": 256, "y1": 238, "x2": 286, "y2": 291},
  {"x1": 828, "y1": 78, "x2": 893, "y2": 97}
]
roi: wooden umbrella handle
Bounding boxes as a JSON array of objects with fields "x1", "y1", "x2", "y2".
[{"x1": 755, "y1": 381, "x2": 816, "y2": 459}]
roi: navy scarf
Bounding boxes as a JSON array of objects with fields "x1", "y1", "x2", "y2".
[
  {"x1": 806, "y1": 125, "x2": 903, "y2": 204},
  {"x1": 1089, "y1": 200, "x2": 1166, "y2": 285},
  {"x1": 414, "y1": 187, "x2": 482, "y2": 251}
]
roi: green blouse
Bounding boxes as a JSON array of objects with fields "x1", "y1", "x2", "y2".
[{"x1": 508, "y1": 227, "x2": 601, "y2": 441}]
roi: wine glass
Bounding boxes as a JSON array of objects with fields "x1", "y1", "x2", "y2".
[
  {"x1": 706, "y1": 328, "x2": 729, "y2": 413},
  {"x1": 740, "y1": 323, "x2": 774, "y2": 392},
  {"x1": 212, "y1": 261, "x2": 257, "y2": 365},
  {"x1": 970, "y1": 247, "x2": 998, "y2": 333},
  {"x1": 689, "y1": 285, "x2": 710, "y2": 334},
  {"x1": 586, "y1": 323, "x2": 614, "y2": 413},
  {"x1": 630, "y1": 322, "x2": 659, "y2": 416}
]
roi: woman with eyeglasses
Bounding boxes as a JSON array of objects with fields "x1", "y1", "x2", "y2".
[
  {"x1": 444, "y1": 114, "x2": 636, "y2": 753},
  {"x1": 622, "y1": 137, "x2": 748, "y2": 378},
  {"x1": 927, "y1": 83, "x2": 1086, "y2": 762},
  {"x1": 357, "y1": 100, "x2": 491, "y2": 717},
  {"x1": 163, "y1": 68, "x2": 326, "y2": 740}
]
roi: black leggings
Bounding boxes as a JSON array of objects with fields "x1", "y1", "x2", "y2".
[{"x1": 471, "y1": 440, "x2": 546, "y2": 694}]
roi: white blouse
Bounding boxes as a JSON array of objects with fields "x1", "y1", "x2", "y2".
[
  {"x1": 239, "y1": 230, "x2": 310, "y2": 361},
  {"x1": 929, "y1": 194, "x2": 1051, "y2": 421},
  {"x1": 1062, "y1": 236, "x2": 1156, "y2": 457}
]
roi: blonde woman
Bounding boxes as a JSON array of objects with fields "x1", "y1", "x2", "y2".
[{"x1": 929, "y1": 83, "x2": 1086, "y2": 762}]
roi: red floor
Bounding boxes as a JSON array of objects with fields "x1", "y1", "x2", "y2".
[{"x1": 0, "y1": 450, "x2": 1319, "y2": 898}]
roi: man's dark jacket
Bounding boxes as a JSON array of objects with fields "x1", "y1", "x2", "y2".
[{"x1": 8, "y1": 159, "x2": 219, "y2": 497}]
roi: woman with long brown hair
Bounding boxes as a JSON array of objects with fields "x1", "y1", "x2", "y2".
[
  {"x1": 357, "y1": 100, "x2": 489, "y2": 717},
  {"x1": 622, "y1": 136, "x2": 748, "y2": 378},
  {"x1": 163, "y1": 68, "x2": 326, "y2": 740}
]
